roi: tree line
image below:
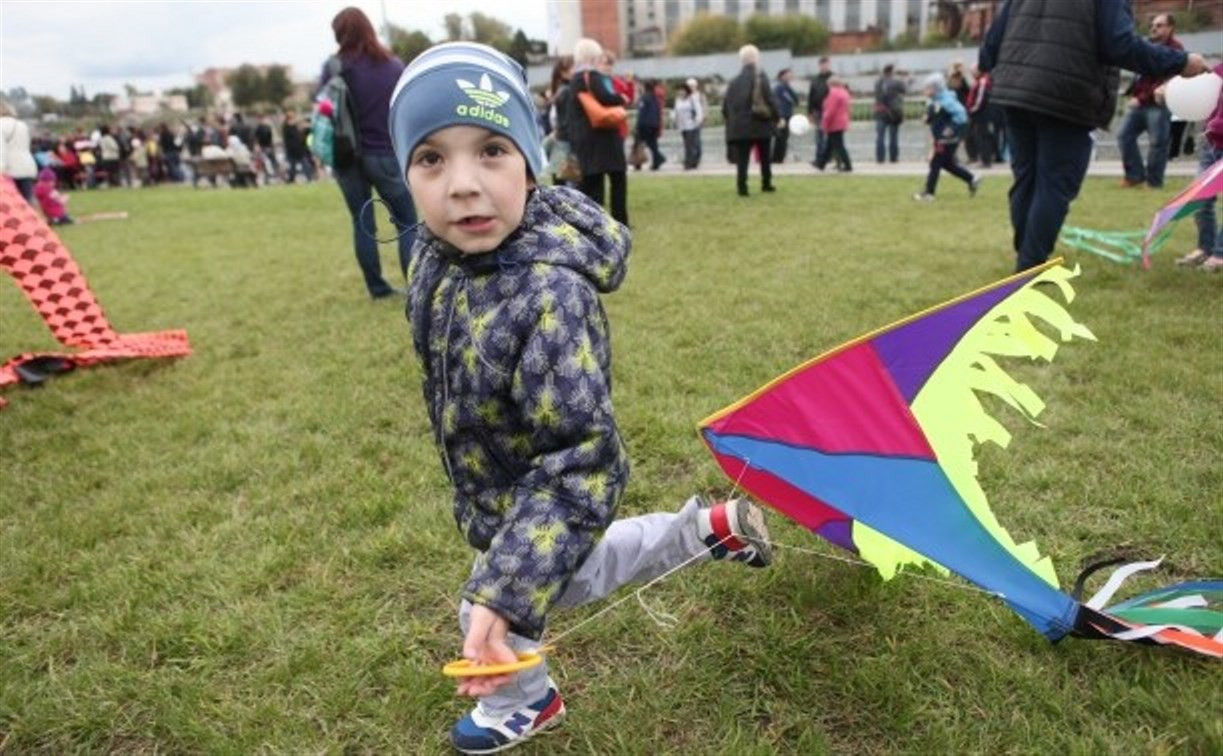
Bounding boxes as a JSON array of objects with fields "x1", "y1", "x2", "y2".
[{"x1": 670, "y1": 13, "x2": 830, "y2": 56}]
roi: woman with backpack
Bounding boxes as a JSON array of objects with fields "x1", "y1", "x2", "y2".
[{"x1": 320, "y1": 6, "x2": 416, "y2": 300}]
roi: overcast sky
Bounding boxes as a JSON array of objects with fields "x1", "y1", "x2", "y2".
[{"x1": 0, "y1": 0, "x2": 552, "y2": 100}]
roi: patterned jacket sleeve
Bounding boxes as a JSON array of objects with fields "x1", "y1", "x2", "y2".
[{"x1": 461, "y1": 270, "x2": 629, "y2": 639}]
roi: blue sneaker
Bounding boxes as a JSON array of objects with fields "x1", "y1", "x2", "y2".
[{"x1": 450, "y1": 680, "x2": 566, "y2": 754}]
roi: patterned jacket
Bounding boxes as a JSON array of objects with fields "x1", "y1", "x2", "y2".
[{"x1": 407, "y1": 186, "x2": 631, "y2": 639}]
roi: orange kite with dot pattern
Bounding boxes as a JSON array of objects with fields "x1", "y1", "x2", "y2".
[{"x1": 0, "y1": 178, "x2": 190, "y2": 407}]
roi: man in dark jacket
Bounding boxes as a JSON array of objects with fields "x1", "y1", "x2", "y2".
[
  {"x1": 254, "y1": 115, "x2": 279, "y2": 182},
  {"x1": 873, "y1": 63, "x2": 906, "y2": 163},
  {"x1": 723, "y1": 44, "x2": 779, "y2": 197},
  {"x1": 771, "y1": 68, "x2": 799, "y2": 163},
  {"x1": 807, "y1": 56, "x2": 832, "y2": 166},
  {"x1": 980, "y1": 0, "x2": 1206, "y2": 272},
  {"x1": 1117, "y1": 13, "x2": 1183, "y2": 189},
  {"x1": 281, "y1": 112, "x2": 314, "y2": 183}
]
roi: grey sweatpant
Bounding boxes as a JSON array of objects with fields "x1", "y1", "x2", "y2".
[{"x1": 459, "y1": 495, "x2": 710, "y2": 715}]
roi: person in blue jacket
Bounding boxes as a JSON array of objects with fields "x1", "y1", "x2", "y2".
[
  {"x1": 634, "y1": 79, "x2": 666, "y2": 170},
  {"x1": 913, "y1": 72, "x2": 982, "y2": 202},
  {"x1": 771, "y1": 68, "x2": 800, "y2": 163},
  {"x1": 979, "y1": 0, "x2": 1207, "y2": 271}
]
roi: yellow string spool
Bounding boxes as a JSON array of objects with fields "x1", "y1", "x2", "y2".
[{"x1": 441, "y1": 649, "x2": 547, "y2": 678}]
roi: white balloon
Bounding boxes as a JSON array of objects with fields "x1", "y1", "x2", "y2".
[
  {"x1": 788, "y1": 113, "x2": 811, "y2": 136},
  {"x1": 1164, "y1": 73, "x2": 1222, "y2": 122}
]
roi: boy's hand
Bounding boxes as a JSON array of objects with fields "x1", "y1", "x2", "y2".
[{"x1": 457, "y1": 604, "x2": 518, "y2": 698}]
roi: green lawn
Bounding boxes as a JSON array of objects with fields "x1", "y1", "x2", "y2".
[{"x1": 2, "y1": 174, "x2": 1220, "y2": 753}]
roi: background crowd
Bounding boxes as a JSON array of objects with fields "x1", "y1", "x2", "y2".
[{"x1": 1, "y1": 6, "x2": 1215, "y2": 277}]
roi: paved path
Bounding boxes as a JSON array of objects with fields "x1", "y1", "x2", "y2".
[
  {"x1": 626, "y1": 158, "x2": 1198, "y2": 179},
  {"x1": 626, "y1": 122, "x2": 1198, "y2": 179}
]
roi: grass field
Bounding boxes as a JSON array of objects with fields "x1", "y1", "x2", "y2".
[{"x1": 1, "y1": 173, "x2": 1220, "y2": 753}]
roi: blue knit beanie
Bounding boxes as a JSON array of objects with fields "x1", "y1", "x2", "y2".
[{"x1": 389, "y1": 42, "x2": 544, "y2": 179}]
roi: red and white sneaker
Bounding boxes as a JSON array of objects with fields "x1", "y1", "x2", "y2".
[
  {"x1": 450, "y1": 679, "x2": 565, "y2": 754},
  {"x1": 699, "y1": 498, "x2": 773, "y2": 568}
]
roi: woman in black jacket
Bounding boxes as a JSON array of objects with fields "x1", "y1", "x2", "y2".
[
  {"x1": 567, "y1": 37, "x2": 629, "y2": 225},
  {"x1": 722, "y1": 44, "x2": 779, "y2": 197}
]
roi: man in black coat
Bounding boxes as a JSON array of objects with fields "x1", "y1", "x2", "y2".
[
  {"x1": 980, "y1": 0, "x2": 1206, "y2": 272},
  {"x1": 806, "y1": 57, "x2": 832, "y2": 167},
  {"x1": 723, "y1": 44, "x2": 779, "y2": 197}
]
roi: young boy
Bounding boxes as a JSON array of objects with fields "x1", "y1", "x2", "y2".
[
  {"x1": 389, "y1": 43, "x2": 773, "y2": 754},
  {"x1": 914, "y1": 72, "x2": 982, "y2": 202}
]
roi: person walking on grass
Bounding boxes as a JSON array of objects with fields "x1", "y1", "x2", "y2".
[
  {"x1": 913, "y1": 72, "x2": 981, "y2": 202},
  {"x1": 634, "y1": 78, "x2": 666, "y2": 171},
  {"x1": 568, "y1": 37, "x2": 630, "y2": 224},
  {"x1": 873, "y1": 64, "x2": 906, "y2": 163},
  {"x1": 980, "y1": 0, "x2": 1207, "y2": 272},
  {"x1": 815, "y1": 77, "x2": 852, "y2": 173},
  {"x1": 321, "y1": 6, "x2": 417, "y2": 300},
  {"x1": 807, "y1": 57, "x2": 832, "y2": 167},
  {"x1": 33, "y1": 167, "x2": 73, "y2": 225},
  {"x1": 965, "y1": 64, "x2": 996, "y2": 169},
  {"x1": 389, "y1": 42, "x2": 774, "y2": 755},
  {"x1": 1117, "y1": 13, "x2": 1183, "y2": 189},
  {"x1": 724, "y1": 44, "x2": 779, "y2": 196},
  {"x1": 1, "y1": 102, "x2": 38, "y2": 203},
  {"x1": 771, "y1": 68, "x2": 799, "y2": 163},
  {"x1": 675, "y1": 79, "x2": 705, "y2": 169},
  {"x1": 1175, "y1": 61, "x2": 1223, "y2": 273}
]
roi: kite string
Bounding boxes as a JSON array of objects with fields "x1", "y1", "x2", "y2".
[
  {"x1": 545, "y1": 464, "x2": 757, "y2": 645},
  {"x1": 762, "y1": 538, "x2": 1005, "y2": 599},
  {"x1": 543, "y1": 457, "x2": 1002, "y2": 651},
  {"x1": 543, "y1": 533, "x2": 735, "y2": 647}
]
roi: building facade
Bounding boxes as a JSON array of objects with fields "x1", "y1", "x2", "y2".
[
  {"x1": 549, "y1": 0, "x2": 1221, "y2": 60},
  {"x1": 549, "y1": 0, "x2": 934, "y2": 57}
]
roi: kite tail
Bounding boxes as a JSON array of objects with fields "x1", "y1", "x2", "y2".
[
  {"x1": 1070, "y1": 558, "x2": 1223, "y2": 658},
  {"x1": 0, "y1": 178, "x2": 191, "y2": 406}
]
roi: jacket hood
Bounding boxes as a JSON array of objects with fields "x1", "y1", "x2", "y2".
[{"x1": 420, "y1": 185, "x2": 630, "y2": 293}]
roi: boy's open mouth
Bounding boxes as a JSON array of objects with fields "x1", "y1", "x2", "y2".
[{"x1": 456, "y1": 216, "x2": 494, "y2": 230}]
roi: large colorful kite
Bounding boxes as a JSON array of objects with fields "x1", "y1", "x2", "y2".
[
  {"x1": 700, "y1": 261, "x2": 1221, "y2": 657},
  {"x1": 1143, "y1": 157, "x2": 1223, "y2": 268},
  {"x1": 0, "y1": 178, "x2": 190, "y2": 407}
]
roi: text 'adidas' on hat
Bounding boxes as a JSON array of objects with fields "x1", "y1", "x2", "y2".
[{"x1": 389, "y1": 42, "x2": 545, "y2": 179}]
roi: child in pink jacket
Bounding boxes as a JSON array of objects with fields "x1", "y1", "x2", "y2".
[
  {"x1": 33, "y1": 168, "x2": 73, "y2": 225},
  {"x1": 815, "y1": 78, "x2": 852, "y2": 172}
]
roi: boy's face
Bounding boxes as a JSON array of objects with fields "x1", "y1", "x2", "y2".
[{"x1": 407, "y1": 126, "x2": 531, "y2": 255}]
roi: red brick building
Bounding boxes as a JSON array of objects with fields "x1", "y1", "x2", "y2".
[{"x1": 581, "y1": 1, "x2": 622, "y2": 57}]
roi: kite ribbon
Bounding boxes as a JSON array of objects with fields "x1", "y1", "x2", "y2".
[{"x1": 0, "y1": 177, "x2": 190, "y2": 407}]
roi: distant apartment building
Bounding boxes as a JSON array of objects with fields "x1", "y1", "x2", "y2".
[
  {"x1": 549, "y1": 0, "x2": 934, "y2": 57},
  {"x1": 549, "y1": 0, "x2": 1221, "y2": 58}
]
